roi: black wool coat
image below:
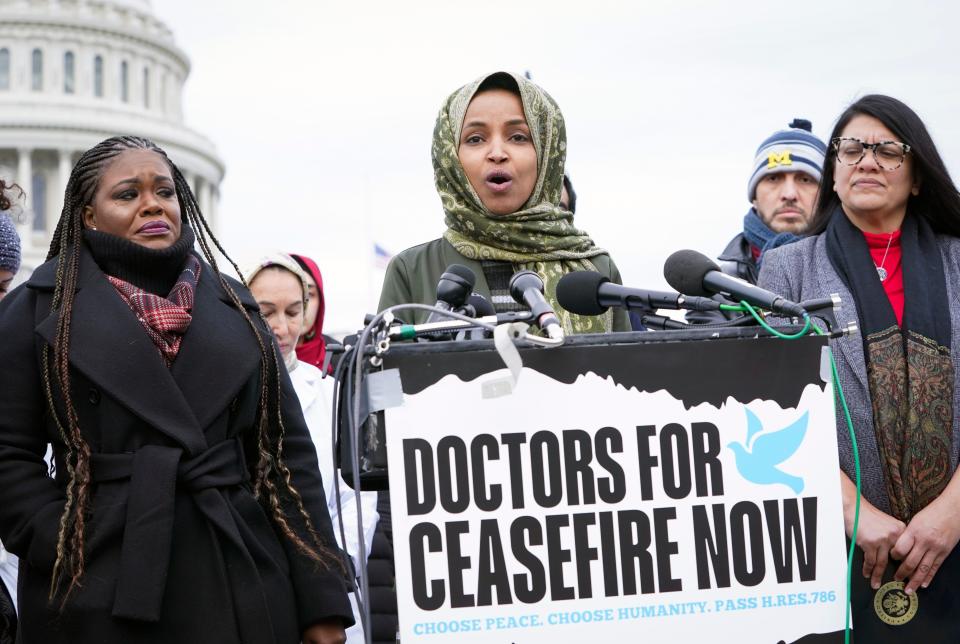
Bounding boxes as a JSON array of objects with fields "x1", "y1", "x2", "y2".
[{"x1": 0, "y1": 246, "x2": 353, "y2": 644}]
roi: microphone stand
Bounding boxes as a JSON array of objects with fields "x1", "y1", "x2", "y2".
[
  {"x1": 377, "y1": 304, "x2": 564, "y2": 351},
  {"x1": 388, "y1": 311, "x2": 534, "y2": 340},
  {"x1": 679, "y1": 294, "x2": 855, "y2": 338},
  {"x1": 799, "y1": 295, "x2": 857, "y2": 338}
]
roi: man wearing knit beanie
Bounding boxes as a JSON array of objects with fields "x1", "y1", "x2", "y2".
[
  {"x1": 687, "y1": 119, "x2": 826, "y2": 324},
  {"x1": 0, "y1": 211, "x2": 20, "y2": 301}
]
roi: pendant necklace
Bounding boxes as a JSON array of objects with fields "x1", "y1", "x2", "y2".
[{"x1": 876, "y1": 232, "x2": 894, "y2": 282}]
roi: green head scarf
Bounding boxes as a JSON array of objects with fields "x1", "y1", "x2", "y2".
[{"x1": 433, "y1": 71, "x2": 612, "y2": 333}]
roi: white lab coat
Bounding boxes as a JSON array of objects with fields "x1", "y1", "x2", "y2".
[{"x1": 0, "y1": 544, "x2": 17, "y2": 613}]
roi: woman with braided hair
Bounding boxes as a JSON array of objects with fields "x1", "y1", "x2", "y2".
[
  {"x1": 378, "y1": 71, "x2": 630, "y2": 333},
  {"x1": 0, "y1": 136, "x2": 352, "y2": 643}
]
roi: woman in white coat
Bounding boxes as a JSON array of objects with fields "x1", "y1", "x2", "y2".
[{"x1": 247, "y1": 252, "x2": 379, "y2": 642}]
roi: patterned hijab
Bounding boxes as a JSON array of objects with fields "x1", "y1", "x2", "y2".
[{"x1": 434, "y1": 71, "x2": 612, "y2": 333}]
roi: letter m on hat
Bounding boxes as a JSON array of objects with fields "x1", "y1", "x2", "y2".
[{"x1": 767, "y1": 151, "x2": 793, "y2": 169}]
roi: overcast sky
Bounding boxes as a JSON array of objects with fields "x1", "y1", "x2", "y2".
[{"x1": 151, "y1": 0, "x2": 959, "y2": 332}]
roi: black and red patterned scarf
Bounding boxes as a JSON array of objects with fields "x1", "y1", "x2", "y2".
[
  {"x1": 826, "y1": 209, "x2": 954, "y2": 522},
  {"x1": 107, "y1": 256, "x2": 201, "y2": 367}
]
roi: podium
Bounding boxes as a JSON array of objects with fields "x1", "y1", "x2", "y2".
[{"x1": 348, "y1": 328, "x2": 849, "y2": 643}]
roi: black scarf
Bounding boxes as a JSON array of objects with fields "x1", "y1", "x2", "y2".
[
  {"x1": 827, "y1": 208, "x2": 958, "y2": 642},
  {"x1": 826, "y1": 208, "x2": 954, "y2": 522}
]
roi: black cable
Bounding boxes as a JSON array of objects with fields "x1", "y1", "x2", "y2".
[
  {"x1": 329, "y1": 342, "x2": 370, "y2": 639},
  {"x1": 340, "y1": 302, "x2": 552, "y2": 643},
  {"x1": 687, "y1": 313, "x2": 759, "y2": 329}
]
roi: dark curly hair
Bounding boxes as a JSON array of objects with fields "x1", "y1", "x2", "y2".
[{"x1": 0, "y1": 178, "x2": 23, "y2": 212}]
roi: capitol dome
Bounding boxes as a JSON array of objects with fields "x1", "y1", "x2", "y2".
[{"x1": 0, "y1": 0, "x2": 224, "y2": 280}]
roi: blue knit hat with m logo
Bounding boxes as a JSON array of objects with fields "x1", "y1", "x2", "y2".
[{"x1": 747, "y1": 118, "x2": 827, "y2": 201}]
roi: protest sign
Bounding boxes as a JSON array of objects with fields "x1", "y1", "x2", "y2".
[{"x1": 383, "y1": 335, "x2": 847, "y2": 643}]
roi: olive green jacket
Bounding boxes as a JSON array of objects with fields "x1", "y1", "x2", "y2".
[{"x1": 377, "y1": 238, "x2": 632, "y2": 332}]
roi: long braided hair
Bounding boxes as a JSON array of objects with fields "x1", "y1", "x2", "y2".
[{"x1": 45, "y1": 135, "x2": 341, "y2": 604}]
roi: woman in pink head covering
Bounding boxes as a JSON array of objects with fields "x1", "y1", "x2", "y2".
[{"x1": 290, "y1": 253, "x2": 327, "y2": 370}]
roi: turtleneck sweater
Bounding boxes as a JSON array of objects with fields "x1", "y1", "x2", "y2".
[{"x1": 83, "y1": 225, "x2": 196, "y2": 296}]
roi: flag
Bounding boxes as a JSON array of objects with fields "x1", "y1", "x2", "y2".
[{"x1": 373, "y1": 243, "x2": 393, "y2": 270}]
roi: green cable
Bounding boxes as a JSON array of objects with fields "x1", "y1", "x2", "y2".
[
  {"x1": 817, "y1": 329, "x2": 861, "y2": 644},
  {"x1": 740, "y1": 300, "x2": 811, "y2": 338},
  {"x1": 737, "y1": 302, "x2": 861, "y2": 643},
  {"x1": 719, "y1": 303, "x2": 747, "y2": 312}
]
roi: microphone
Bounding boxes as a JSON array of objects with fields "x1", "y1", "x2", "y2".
[
  {"x1": 466, "y1": 293, "x2": 531, "y2": 324},
  {"x1": 639, "y1": 314, "x2": 689, "y2": 330},
  {"x1": 454, "y1": 293, "x2": 496, "y2": 341},
  {"x1": 425, "y1": 264, "x2": 476, "y2": 325},
  {"x1": 392, "y1": 291, "x2": 533, "y2": 343},
  {"x1": 460, "y1": 292, "x2": 495, "y2": 318},
  {"x1": 508, "y1": 270, "x2": 564, "y2": 340},
  {"x1": 663, "y1": 249, "x2": 806, "y2": 318},
  {"x1": 556, "y1": 270, "x2": 722, "y2": 315}
]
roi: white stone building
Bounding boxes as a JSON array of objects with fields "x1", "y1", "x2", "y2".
[{"x1": 0, "y1": 0, "x2": 224, "y2": 282}]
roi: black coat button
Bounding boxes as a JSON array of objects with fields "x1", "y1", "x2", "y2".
[{"x1": 88, "y1": 388, "x2": 101, "y2": 405}]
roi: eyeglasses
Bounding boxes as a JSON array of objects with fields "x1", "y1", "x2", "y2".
[{"x1": 831, "y1": 137, "x2": 911, "y2": 171}]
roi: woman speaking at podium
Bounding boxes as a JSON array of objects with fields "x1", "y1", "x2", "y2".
[
  {"x1": 760, "y1": 95, "x2": 960, "y2": 641},
  {"x1": 378, "y1": 71, "x2": 630, "y2": 334}
]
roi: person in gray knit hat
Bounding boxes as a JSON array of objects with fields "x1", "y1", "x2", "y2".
[
  {"x1": 686, "y1": 119, "x2": 826, "y2": 324},
  {"x1": 0, "y1": 179, "x2": 22, "y2": 302}
]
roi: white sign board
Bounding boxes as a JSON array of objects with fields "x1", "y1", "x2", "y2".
[{"x1": 383, "y1": 337, "x2": 847, "y2": 643}]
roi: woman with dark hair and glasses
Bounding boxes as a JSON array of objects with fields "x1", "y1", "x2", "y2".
[{"x1": 760, "y1": 95, "x2": 960, "y2": 640}]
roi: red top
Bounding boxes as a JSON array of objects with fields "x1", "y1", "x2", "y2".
[{"x1": 862, "y1": 229, "x2": 904, "y2": 326}]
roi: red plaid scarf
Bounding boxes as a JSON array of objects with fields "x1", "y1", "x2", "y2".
[{"x1": 107, "y1": 256, "x2": 201, "y2": 366}]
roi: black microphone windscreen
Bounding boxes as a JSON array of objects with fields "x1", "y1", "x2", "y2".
[
  {"x1": 663, "y1": 250, "x2": 720, "y2": 297},
  {"x1": 465, "y1": 292, "x2": 495, "y2": 317},
  {"x1": 445, "y1": 264, "x2": 477, "y2": 289},
  {"x1": 436, "y1": 264, "x2": 477, "y2": 309},
  {"x1": 556, "y1": 271, "x2": 609, "y2": 316}
]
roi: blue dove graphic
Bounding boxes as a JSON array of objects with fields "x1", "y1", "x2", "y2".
[{"x1": 727, "y1": 409, "x2": 808, "y2": 494}]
